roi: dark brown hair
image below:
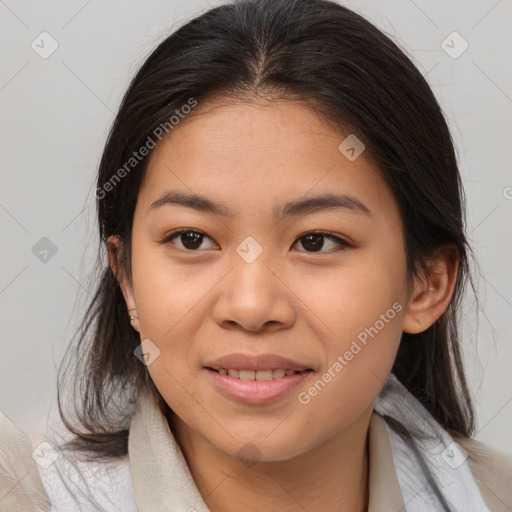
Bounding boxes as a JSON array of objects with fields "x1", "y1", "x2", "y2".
[{"x1": 57, "y1": 0, "x2": 478, "y2": 461}]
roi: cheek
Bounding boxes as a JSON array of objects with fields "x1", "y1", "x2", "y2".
[
  {"x1": 294, "y1": 307, "x2": 404, "y2": 443},
  {"x1": 289, "y1": 245, "x2": 406, "y2": 407},
  {"x1": 129, "y1": 242, "x2": 229, "y2": 395},
  {"x1": 131, "y1": 241, "x2": 210, "y2": 329},
  {"x1": 292, "y1": 248, "x2": 407, "y2": 346}
]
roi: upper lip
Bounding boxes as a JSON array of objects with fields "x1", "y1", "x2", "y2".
[{"x1": 206, "y1": 353, "x2": 312, "y2": 372}]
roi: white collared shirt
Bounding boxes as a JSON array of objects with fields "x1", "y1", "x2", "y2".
[{"x1": 2, "y1": 389, "x2": 511, "y2": 511}]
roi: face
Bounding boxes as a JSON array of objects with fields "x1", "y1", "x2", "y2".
[{"x1": 111, "y1": 97, "x2": 426, "y2": 462}]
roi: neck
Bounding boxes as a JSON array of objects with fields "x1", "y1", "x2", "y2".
[{"x1": 168, "y1": 408, "x2": 372, "y2": 512}]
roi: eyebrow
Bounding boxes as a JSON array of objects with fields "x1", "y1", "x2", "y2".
[{"x1": 147, "y1": 190, "x2": 371, "y2": 219}]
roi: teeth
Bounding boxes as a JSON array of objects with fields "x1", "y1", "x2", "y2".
[
  {"x1": 217, "y1": 368, "x2": 301, "y2": 380},
  {"x1": 239, "y1": 370, "x2": 256, "y2": 380},
  {"x1": 255, "y1": 370, "x2": 273, "y2": 381}
]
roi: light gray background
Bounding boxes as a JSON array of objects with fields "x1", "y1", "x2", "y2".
[{"x1": 1, "y1": 0, "x2": 511, "y2": 454}]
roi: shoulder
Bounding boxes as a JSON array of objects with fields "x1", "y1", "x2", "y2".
[
  {"x1": 0, "y1": 411, "x2": 51, "y2": 512},
  {"x1": 37, "y1": 447, "x2": 138, "y2": 512},
  {"x1": 455, "y1": 435, "x2": 512, "y2": 511},
  {"x1": 0, "y1": 408, "x2": 138, "y2": 512}
]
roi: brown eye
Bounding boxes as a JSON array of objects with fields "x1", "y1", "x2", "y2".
[
  {"x1": 160, "y1": 229, "x2": 350, "y2": 253},
  {"x1": 163, "y1": 229, "x2": 217, "y2": 251},
  {"x1": 292, "y1": 232, "x2": 350, "y2": 253}
]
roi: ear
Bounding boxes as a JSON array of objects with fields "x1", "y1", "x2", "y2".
[
  {"x1": 402, "y1": 244, "x2": 459, "y2": 334},
  {"x1": 106, "y1": 235, "x2": 140, "y2": 333}
]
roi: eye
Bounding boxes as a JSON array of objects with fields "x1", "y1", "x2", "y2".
[
  {"x1": 291, "y1": 232, "x2": 351, "y2": 253},
  {"x1": 161, "y1": 229, "x2": 218, "y2": 251},
  {"x1": 160, "y1": 229, "x2": 351, "y2": 253}
]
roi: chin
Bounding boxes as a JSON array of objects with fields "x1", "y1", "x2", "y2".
[{"x1": 209, "y1": 430, "x2": 310, "y2": 464}]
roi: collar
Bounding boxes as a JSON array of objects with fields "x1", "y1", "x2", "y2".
[{"x1": 128, "y1": 391, "x2": 405, "y2": 512}]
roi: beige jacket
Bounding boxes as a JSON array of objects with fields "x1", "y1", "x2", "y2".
[{"x1": 1, "y1": 393, "x2": 511, "y2": 511}]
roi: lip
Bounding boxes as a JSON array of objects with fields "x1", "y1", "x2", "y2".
[
  {"x1": 205, "y1": 367, "x2": 313, "y2": 404},
  {"x1": 205, "y1": 352, "x2": 312, "y2": 372}
]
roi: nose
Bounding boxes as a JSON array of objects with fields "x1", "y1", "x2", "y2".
[{"x1": 212, "y1": 254, "x2": 296, "y2": 334}]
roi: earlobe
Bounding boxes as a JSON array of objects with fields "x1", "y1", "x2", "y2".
[
  {"x1": 106, "y1": 235, "x2": 140, "y2": 333},
  {"x1": 402, "y1": 245, "x2": 459, "y2": 334}
]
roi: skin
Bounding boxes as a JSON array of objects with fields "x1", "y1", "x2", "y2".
[{"x1": 108, "y1": 96, "x2": 458, "y2": 512}]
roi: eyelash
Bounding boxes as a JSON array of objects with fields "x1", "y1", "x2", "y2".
[{"x1": 159, "y1": 229, "x2": 352, "y2": 253}]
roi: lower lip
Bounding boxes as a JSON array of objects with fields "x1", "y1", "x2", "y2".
[{"x1": 205, "y1": 368, "x2": 312, "y2": 404}]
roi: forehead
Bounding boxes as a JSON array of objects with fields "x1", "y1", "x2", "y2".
[{"x1": 137, "y1": 97, "x2": 398, "y2": 224}]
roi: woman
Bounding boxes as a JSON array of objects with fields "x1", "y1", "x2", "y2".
[{"x1": 1, "y1": 0, "x2": 511, "y2": 510}]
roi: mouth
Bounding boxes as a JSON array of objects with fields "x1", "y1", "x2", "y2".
[
  {"x1": 206, "y1": 367, "x2": 313, "y2": 380},
  {"x1": 205, "y1": 367, "x2": 314, "y2": 404}
]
